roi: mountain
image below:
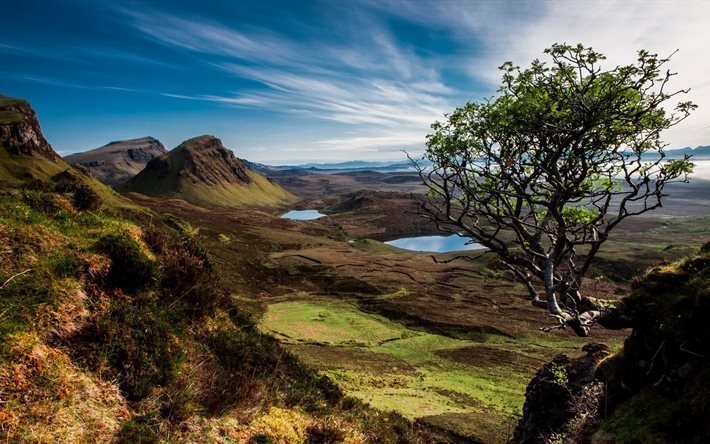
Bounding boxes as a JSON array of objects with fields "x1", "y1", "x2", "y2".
[
  {"x1": 64, "y1": 137, "x2": 167, "y2": 186},
  {"x1": 119, "y1": 135, "x2": 295, "y2": 208}
]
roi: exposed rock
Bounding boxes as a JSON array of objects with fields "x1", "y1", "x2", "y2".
[
  {"x1": 510, "y1": 344, "x2": 611, "y2": 444},
  {"x1": 63, "y1": 137, "x2": 167, "y2": 186},
  {"x1": 0, "y1": 95, "x2": 59, "y2": 161},
  {"x1": 171, "y1": 135, "x2": 252, "y2": 186},
  {"x1": 513, "y1": 243, "x2": 710, "y2": 444}
]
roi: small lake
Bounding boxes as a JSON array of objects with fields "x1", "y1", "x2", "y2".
[
  {"x1": 280, "y1": 209, "x2": 326, "y2": 220},
  {"x1": 385, "y1": 235, "x2": 484, "y2": 253}
]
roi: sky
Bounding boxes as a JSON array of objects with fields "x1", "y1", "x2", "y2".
[{"x1": 1, "y1": 0, "x2": 709, "y2": 164}]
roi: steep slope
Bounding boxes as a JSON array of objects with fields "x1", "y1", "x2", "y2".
[
  {"x1": 119, "y1": 135, "x2": 295, "y2": 208},
  {"x1": 0, "y1": 94, "x2": 65, "y2": 182},
  {"x1": 64, "y1": 137, "x2": 167, "y2": 186},
  {"x1": 0, "y1": 94, "x2": 130, "y2": 209},
  {"x1": 0, "y1": 188, "x2": 427, "y2": 443}
]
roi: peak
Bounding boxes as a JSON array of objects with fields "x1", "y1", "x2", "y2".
[
  {"x1": 106, "y1": 136, "x2": 159, "y2": 146},
  {"x1": 0, "y1": 94, "x2": 59, "y2": 161},
  {"x1": 63, "y1": 136, "x2": 167, "y2": 186},
  {"x1": 176, "y1": 135, "x2": 223, "y2": 151}
]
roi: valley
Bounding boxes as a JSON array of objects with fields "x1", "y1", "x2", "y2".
[
  {"x1": 3, "y1": 82, "x2": 709, "y2": 442},
  {"x1": 124, "y1": 172, "x2": 709, "y2": 442}
]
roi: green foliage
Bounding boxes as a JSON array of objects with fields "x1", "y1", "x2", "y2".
[
  {"x1": 419, "y1": 43, "x2": 696, "y2": 334},
  {"x1": 72, "y1": 184, "x2": 102, "y2": 211},
  {"x1": 548, "y1": 363, "x2": 569, "y2": 386},
  {"x1": 94, "y1": 234, "x2": 158, "y2": 294},
  {"x1": 91, "y1": 297, "x2": 182, "y2": 400},
  {"x1": 561, "y1": 206, "x2": 598, "y2": 225}
]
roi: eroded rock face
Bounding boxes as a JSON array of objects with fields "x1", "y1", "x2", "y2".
[
  {"x1": 63, "y1": 137, "x2": 167, "y2": 186},
  {"x1": 510, "y1": 344, "x2": 611, "y2": 444},
  {"x1": 0, "y1": 97, "x2": 59, "y2": 161},
  {"x1": 177, "y1": 136, "x2": 252, "y2": 186}
]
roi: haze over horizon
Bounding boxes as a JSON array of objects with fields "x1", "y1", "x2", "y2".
[{"x1": 2, "y1": 0, "x2": 709, "y2": 164}]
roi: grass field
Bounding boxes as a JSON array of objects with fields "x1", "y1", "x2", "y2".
[{"x1": 259, "y1": 298, "x2": 593, "y2": 442}]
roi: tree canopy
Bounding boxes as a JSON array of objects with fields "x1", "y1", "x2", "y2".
[{"x1": 414, "y1": 43, "x2": 696, "y2": 336}]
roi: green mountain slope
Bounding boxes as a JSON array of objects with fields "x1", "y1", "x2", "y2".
[
  {"x1": 118, "y1": 135, "x2": 296, "y2": 208},
  {"x1": 0, "y1": 94, "x2": 131, "y2": 209}
]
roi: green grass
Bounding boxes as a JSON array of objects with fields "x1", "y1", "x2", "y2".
[
  {"x1": 0, "y1": 144, "x2": 65, "y2": 183},
  {"x1": 260, "y1": 300, "x2": 410, "y2": 346},
  {"x1": 259, "y1": 299, "x2": 566, "y2": 442}
]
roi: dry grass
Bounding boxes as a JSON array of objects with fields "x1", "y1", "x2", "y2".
[{"x1": 0, "y1": 332, "x2": 129, "y2": 443}]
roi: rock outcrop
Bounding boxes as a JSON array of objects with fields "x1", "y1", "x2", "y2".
[
  {"x1": 511, "y1": 243, "x2": 710, "y2": 444},
  {"x1": 510, "y1": 344, "x2": 611, "y2": 444},
  {"x1": 64, "y1": 137, "x2": 167, "y2": 186},
  {"x1": 0, "y1": 95, "x2": 59, "y2": 161},
  {"x1": 164, "y1": 135, "x2": 252, "y2": 186}
]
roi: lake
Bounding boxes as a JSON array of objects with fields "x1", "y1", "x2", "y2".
[
  {"x1": 385, "y1": 235, "x2": 484, "y2": 253},
  {"x1": 280, "y1": 209, "x2": 326, "y2": 220}
]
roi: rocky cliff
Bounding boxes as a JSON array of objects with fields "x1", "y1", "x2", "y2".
[
  {"x1": 0, "y1": 95, "x2": 59, "y2": 161},
  {"x1": 64, "y1": 137, "x2": 167, "y2": 186}
]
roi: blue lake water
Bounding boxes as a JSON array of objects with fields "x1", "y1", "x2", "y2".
[
  {"x1": 384, "y1": 235, "x2": 484, "y2": 253},
  {"x1": 280, "y1": 210, "x2": 326, "y2": 220}
]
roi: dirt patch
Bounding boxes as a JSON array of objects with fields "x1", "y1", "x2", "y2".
[
  {"x1": 286, "y1": 344, "x2": 418, "y2": 375},
  {"x1": 436, "y1": 345, "x2": 540, "y2": 370}
]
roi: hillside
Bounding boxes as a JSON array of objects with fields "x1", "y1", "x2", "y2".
[
  {"x1": 119, "y1": 135, "x2": 296, "y2": 208},
  {"x1": 64, "y1": 137, "x2": 167, "y2": 186}
]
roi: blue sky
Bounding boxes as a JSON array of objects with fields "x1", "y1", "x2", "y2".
[{"x1": 2, "y1": 0, "x2": 709, "y2": 163}]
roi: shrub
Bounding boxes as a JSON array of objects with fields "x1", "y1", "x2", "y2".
[
  {"x1": 92, "y1": 299, "x2": 182, "y2": 401},
  {"x1": 159, "y1": 236, "x2": 225, "y2": 317},
  {"x1": 94, "y1": 234, "x2": 157, "y2": 294},
  {"x1": 21, "y1": 178, "x2": 53, "y2": 192},
  {"x1": 20, "y1": 190, "x2": 74, "y2": 215},
  {"x1": 116, "y1": 414, "x2": 160, "y2": 444},
  {"x1": 305, "y1": 420, "x2": 347, "y2": 443},
  {"x1": 52, "y1": 170, "x2": 81, "y2": 193},
  {"x1": 72, "y1": 185, "x2": 102, "y2": 211}
]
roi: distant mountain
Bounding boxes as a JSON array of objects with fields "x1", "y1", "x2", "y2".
[
  {"x1": 642, "y1": 145, "x2": 710, "y2": 158},
  {"x1": 118, "y1": 135, "x2": 295, "y2": 208},
  {"x1": 250, "y1": 159, "x2": 430, "y2": 175},
  {"x1": 64, "y1": 137, "x2": 167, "y2": 186},
  {"x1": 668, "y1": 145, "x2": 710, "y2": 157}
]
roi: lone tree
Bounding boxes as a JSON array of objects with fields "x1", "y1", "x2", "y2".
[{"x1": 414, "y1": 43, "x2": 696, "y2": 336}]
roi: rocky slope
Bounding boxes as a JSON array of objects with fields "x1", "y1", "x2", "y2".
[
  {"x1": 0, "y1": 94, "x2": 59, "y2": 162},
  {"x1": 119, "y1": 135, "x2": 295, "y2": 208},
  {"x1": 64, "y1": 137, "x2": 167, "y2": 186},
  {"x1": 511, "y1": 243, "x2": 710, "y2": 444}
]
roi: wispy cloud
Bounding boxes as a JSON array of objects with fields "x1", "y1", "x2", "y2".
[
  {"x1": 114, "y1": 6, "x2": 460, "y2": 159},
  {"x1": 370, "y1": 0, "x2": 710, "y2": 149}
]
